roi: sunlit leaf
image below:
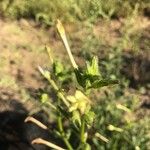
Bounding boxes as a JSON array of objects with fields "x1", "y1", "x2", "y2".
[{"x1": 86, "y1": 56, "x2": 100, "y2": 76}]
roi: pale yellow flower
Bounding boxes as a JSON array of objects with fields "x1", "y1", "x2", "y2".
[{"x1": 67, "y1": 90, "x2": 91, "y2": 114}]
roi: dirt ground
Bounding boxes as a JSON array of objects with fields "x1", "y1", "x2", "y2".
[{"x1": 0, "y1": 17, "x2": 149, "y2": 113}]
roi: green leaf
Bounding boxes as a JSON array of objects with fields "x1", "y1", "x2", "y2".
[
  {"x1": 53, "y1": 61, "x2": 72, "y2": 82},
  {"x1": 74, "y1": 68, "x2": 86, "y2": 88},
  {"x1": 89, "y1": 79, "x2": 119, "y2": 89},
  {"x1": 84, "y1": 74, "x2": 100, "y2": 83},
  {"x1": 86, "y1": 56, "x2": 101, "y2": 76},
  {"x1": 84, "y1": 111, "x2": 95, "y2": 126},
  {"x1": 53, "y1": 61, "x2": 64, "y2": 76},
  {"x1": 74, "y1": 68, "x2": 100, "y2": 88}
]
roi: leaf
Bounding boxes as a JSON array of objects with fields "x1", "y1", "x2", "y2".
[
  {"x1": 74, "y1": 68, "x2": 85, "y2": 88},
  {"x1": 84, "y1": 111, "x2": 95, "y2": 126},
  {"x1": 86, "y1": 56, "x2": 101, "y2": 76},
  {"x1": 74, "y1": 56, "x2": 102, "y2": 88},
  {"x1": 53, "y1": 61, "x2": 64, "y2": 76},
  {"x1": 89, "y1": 79, "x2": 119, "y2": 89},
  {"x1": 84, "y1": 74, "x2": 100, "y2": 83}
]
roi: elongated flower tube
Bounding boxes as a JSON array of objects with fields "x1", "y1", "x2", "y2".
[
  {"x1": 56, "y1": 19, "x2": 78, "y2": 70},
  {"x1": 25, "y1": 116, "x2": 48, "y2": 129},
  {"x1": 116, "y1": 104, "x2": 131, "y2": 113},
  {"x1": 107, "y1": 124, "x2": 123, "y2": 132},
  {"x1": 32, "y1": 138, "x2": 65, "y2": 150},
  {"x1": 95, "y1": 132, "x2": 109, "y2": 143}
]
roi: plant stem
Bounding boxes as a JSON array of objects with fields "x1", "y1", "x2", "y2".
[
  {"x1": 47, "y1": 78, "x2": 70, "y2": 107},
  {"x1": 58, "y1": 116, "x2": 73, "y2": 150},
  {"x1": 38, "y1": 66, "x2": 69, "y2": 107},
  {"x1": 80, "y1": 118, "x2": 85, "y2": 143}
]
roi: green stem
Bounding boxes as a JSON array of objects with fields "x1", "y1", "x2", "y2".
[
  {"x1": 58, "y1": 116, "x2": 73, "y2": 150},
  {"x1": 47, "y1": 78, "x2": 70, "y2": 107},
  {"x1": 80, "y1": 118, "x2": 86, "y2": 144}
]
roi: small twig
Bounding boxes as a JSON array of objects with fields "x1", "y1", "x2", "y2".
[
  {"x1": 32, "y1": 138, "x2": 66, "y2": 150},
  {"x1": 25, "y1": 116, "x2": 48, "y2": 130}
]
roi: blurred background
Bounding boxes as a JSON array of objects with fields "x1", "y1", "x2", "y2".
[{"x1": 0, "y1": 0, "x2": 150, "y2": 149}]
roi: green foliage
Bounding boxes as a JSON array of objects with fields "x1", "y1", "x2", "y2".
[
  {"x1": 91, "y1": 86, "x2": 150, "y2": 149},
  {"x1": 27, "y1": 21, "x2": 149, "y2": 149},
  {"x1": 0, "y1": 0, "x2": 149, "y2": 25},
  {"x1": 74, "y1": 56, "x2": 118, "y2": 90},
  {"x1": 29, "y1": 21, "x2": 119, "y2": 149}
]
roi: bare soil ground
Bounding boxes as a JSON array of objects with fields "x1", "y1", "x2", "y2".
[{"x1": 0, "y1": 19, "x2": 50, "y2": 110}]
